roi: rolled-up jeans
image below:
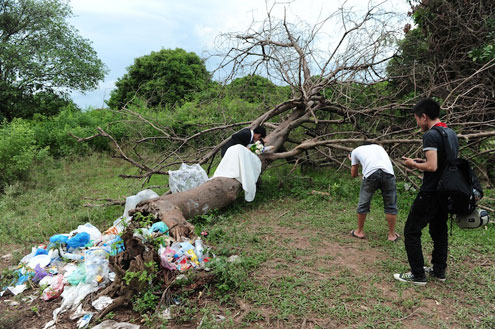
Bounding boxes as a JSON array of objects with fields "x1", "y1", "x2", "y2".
[{"x1": 357, "y1": 169, "x2": 398, "y2": 214}]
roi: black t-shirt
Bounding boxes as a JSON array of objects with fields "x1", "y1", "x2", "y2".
[{"x1": 420, "y1": 126, "x2": 459, "y2": 192}]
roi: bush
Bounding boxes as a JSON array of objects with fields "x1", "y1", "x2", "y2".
[
  {"x1": 0, "y1": 119, "x2": 47, "y2": 186},
  {"x1": 32, "y1": 106, "x2": 128, "y2": 157}
]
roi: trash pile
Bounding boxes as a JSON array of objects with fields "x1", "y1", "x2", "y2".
[{"x1": 0, "y1": 189, "x2": 212, "y2": 329}]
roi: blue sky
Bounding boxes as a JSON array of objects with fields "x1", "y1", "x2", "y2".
[{"x1": 68, "y1": 0, "x2": 410, "y2": 109}]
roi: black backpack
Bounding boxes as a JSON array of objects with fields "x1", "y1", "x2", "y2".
[{"x1": 432, "y1": 126, "x2": 483, "y2": 215}]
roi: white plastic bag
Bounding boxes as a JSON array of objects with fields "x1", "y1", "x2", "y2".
[
  {"x1": 121, "y1": 189, "x2": 159, "y2": 220},
  {"x1": 92, "y1": 296, "x2": 113, "y2": 311},
  {"x1": 111, "y1": 189, "x2": 160, "y2": 233},
  {"x1": 71, "y1": 223, "x2": 102, "y2": 243},
  {"x1": 168, "y1": 163, "x2": 208, "y2": 193}
]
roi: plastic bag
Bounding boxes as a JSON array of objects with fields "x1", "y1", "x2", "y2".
[
  {"x1": 85, "y1": 248, "x2": 109, "y2": 285},
  {"x1": 66, "y1": 264, "x2": 86, "y2": 286},
  {"x1": 159, "y1": 246, "x2": 177, "y2": 271},
  {"x1": 168, "y1": 163, "x2": 208, "y2": 193},
  {"x1": 111, "y1": 189, "x2": 160, "y2": 232},
  {"x1": 72, "y1": 223, "x2": 102, "y2": 243},
  {"x1": 42, "y1": 274, "x2": 64, "y2": 301},
  {"x1": 150, "y1": 221, "x2": 169, "y2": 234},
  {"x1": 33, "y1": 264, "x2": 51, "y2": 283},
  {"x1": 91, "y1": 320, "x2": 140, "y2": 329},
  {"x1": 92, "y1": 296, "x2": 113, "y2": 311},
  {"x1": 67, "y1": 232, "x2": 91, "y2": 250},
  {"x1": 49, "y1": 234, "x2": 69, "y2": 246},
  {"x1": 103, "y1": 236, "x2": 125, "y2": 256},
  {"x1": 27, "y1": 254, "x2": 51, "y2": 269},
  {"x1": 121, "y1": 189, "x2": 159, "y2": 220},
  {"x1": 51, "y1": 282, "x2": 99, "y2": 324}
]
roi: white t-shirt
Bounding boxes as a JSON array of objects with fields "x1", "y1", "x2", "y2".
[{"x1": 351, "y1": 144, "x2": 394, "y2": 178}]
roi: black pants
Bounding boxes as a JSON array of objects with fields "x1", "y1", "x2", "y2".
[{"x1": 404, "y1": 192, "x2": 448, "y2": 278}]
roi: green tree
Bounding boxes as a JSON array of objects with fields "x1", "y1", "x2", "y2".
[
  {"x1": 107, "y1": 48, "x2": 210, "y2": 109},
  {"x1": 0, "y1": 0, "x2": 106, "y2": 120},
  {"x1": 387, "y1": 0, "x2": 495, "y2": 104},
  {"x1": 227, "y1": 74, "x2": 279, "y2": 103}
]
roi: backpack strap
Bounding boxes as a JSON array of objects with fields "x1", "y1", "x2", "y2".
[
  {"x1": 432, "y1": 126, "x2": 456, "y2": 236},
  {"x1": 431, "y1": 126, "x2": 456, "y2": 166}
]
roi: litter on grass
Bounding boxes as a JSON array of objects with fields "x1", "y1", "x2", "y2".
[{"x1": 0, "y1": 189, "x2": 213, "y2": 329}]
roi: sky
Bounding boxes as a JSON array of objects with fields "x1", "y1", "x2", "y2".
[{"x1": 68, "y1": 0, "x2": 411, "y2": 109}]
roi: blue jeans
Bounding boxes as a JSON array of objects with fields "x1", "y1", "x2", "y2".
[
  {"x1": 404, "y1": 192, "x2": 448, "y2": 278},
  {"x1": 357, "y1": 169, "x2": 398, "y2": 214}
]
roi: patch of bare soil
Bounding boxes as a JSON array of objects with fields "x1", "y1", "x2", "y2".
[{"x1": 215, "y1": 207, "x2": 461, "y2": 329}]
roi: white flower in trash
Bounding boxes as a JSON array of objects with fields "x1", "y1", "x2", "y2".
[{"x1": 250, "y1": 141, "x2": 264, "y2": 155}]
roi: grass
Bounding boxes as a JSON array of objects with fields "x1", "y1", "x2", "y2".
[
  {"x1": 0, "y1": 153, "x2": 169, "y2": 253},
  {"x1": 0, "y1": 154, "x2": 494, "y2": 328}
]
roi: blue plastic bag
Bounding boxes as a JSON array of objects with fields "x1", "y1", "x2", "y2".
[
  {"x1": 49, "y1": 234, "x2": 69, "y2": 245},
  {"x1": 151, "y1": 221, "x2": 169, "y2": 234},
  {"x1": 67, "y1": 232, "x2": 91, "y2": 250}
]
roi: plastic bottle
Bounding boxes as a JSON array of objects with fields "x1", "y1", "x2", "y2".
[
  {"x1": 194, "y1": 239, "x2": 204, "y2": 262},
  {"x1": 63, "y1": 253, "x2": 84, "y2": 261},
  {"x1": 85, "y1": 248, "x2": 109, "y2": 285}
]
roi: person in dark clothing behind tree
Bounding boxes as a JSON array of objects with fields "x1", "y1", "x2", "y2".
[
  {"x1": 221, "y1": 126, "x2": 266, "y2": 157},
  {"x1": 394, "y1": 98, "x2": 459, "y2": 286}
]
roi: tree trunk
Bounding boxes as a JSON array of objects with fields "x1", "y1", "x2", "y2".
[{"x1": 130, "y1": 177, "x2": 242, "y2": 239}]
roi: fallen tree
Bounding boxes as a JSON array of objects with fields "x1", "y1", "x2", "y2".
[
  {"x1": 76, "y1": 0, "x2": 495, "y2": 249},
  {"x1": 73, "y1": 1, "x2": 495, "y2": 320}
]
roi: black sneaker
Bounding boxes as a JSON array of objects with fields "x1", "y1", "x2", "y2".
[
  {"x1": 393, "y1": 272, "x2": 427, "y2": 286},
  {"x1": 424, "y1": 266, "x2": 446, "y2": 282}
]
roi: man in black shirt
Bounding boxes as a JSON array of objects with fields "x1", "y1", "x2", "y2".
[
  {"x1": 394, "y1": 98, "x2": 459, "y2": 285},
  {"x1": 221, "y1": 126, "x2": 266, "y2": 157}
]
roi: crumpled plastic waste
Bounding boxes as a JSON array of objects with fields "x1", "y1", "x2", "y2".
[
  {"x1": 35, "y1": 247, "x2": 49, "y2": 256},
  {"x1": 133, "y1": 227, "x2": 153, "y2": 242},
  {"x1": 66, "y1": 264, "x2": 86, "y2": 286},
  {"x1": 110, "y1": 189, "x2": 160, "y2": 234},
  {"x1": 150, "y1": 221, "x2": 169, "y2": 234},
  {"x1": 0, "y1": 278, "x2": 28, "y2": 297},
  {"x1": 67, "y1": 232, "x2": 91, "y2": 250},
  {"x1": 27, "y1": 254, "x2": 51, "y2": 269},
  {"x1": 103, "y1": 235, "x2": 125, "y2": 256},
  {"x1": 77, "y1": 313, "x2": 93, "y2": 328},
  {"x1": 168, "y1": 163, "x2": 208, "y2": 193},
  {"x1": 85, "y1": 248, "x2": 109, "y2": 285},
  {"x1": 159, "y1": 239, "x2": 210, "y2": 271},
  {"x1": 14, "y1": 268, "x2": 33, "y2": 285},
  {"x1": 2, "y1": 188, "x2": 217, "y2": 328},
  {"x1": 33, "y1": 264, "x2": 51, "y2": 283},
  {"x1": 71, "y1": 223, "x2": 102, "y2": 243},
  {"x1": 42, "y1": 274, "x2": 64, "y2": 301},
  {"x1": 49, "y1": 234, "x2": 69, "y2": 246},
  {"x1": 92, "y1": 296, "x2": 113, "y2": 311}
]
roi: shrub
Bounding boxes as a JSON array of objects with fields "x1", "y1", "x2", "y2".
[
  {"x1": 32, "y1": 106, "x2": 128, "y2": 157},
  {"x1": 0, "y1": 119, "x2": 47, "y2": 186}
]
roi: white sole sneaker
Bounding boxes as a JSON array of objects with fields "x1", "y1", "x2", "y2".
[
  {"x1": 393, "y1": 273, "x2": 427, "y2": 286},
  {"x1": 423, "y1": 267, "x2": 446, "y2": 282}
]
